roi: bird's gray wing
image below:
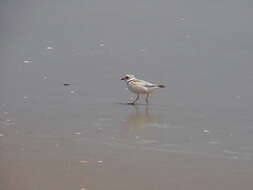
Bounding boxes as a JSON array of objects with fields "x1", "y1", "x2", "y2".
[{"x1": 134, "y1": 79, "x2": 157, "y2": 87}]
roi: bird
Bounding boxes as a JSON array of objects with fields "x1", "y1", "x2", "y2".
[{"x1": 121, "y1": 74, "x2": 165, "y2": 104}]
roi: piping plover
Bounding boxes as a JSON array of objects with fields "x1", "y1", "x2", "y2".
[{"x1": 121, "y1": 74, "x2": 165, "y2": 104}]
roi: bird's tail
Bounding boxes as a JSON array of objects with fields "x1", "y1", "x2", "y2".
[{"x1": 158, "y1": 85, "x2": 165, "y2": 88}]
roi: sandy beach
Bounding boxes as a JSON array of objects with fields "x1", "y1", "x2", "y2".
[
  {"x1": 1, "y1": 132, "x2": 253, "y2": 190},
  {"x1": 1, "y1": 0, "x2": 253, "y2": 189}
]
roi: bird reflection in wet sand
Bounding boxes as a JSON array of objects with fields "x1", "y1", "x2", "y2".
[{"x1": 125, "y1": 105, "x2": 157, "y2": 134}]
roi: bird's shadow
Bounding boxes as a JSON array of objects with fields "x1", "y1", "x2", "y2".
[{"x1": 116, "y1": 102, "x2": 155, "y2": 106}]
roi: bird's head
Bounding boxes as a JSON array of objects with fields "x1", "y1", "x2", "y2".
[{"x1": 121, "y1": 74, "x2": 135, "y2": 81}]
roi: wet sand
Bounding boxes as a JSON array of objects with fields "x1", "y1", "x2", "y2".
[
  {"x1": 1, "y1": 0, "x2": 253, "y2": 189},
  {"x1": 1, "y1": 102, "x2": 253, "y2": 190},
  {"x1": 1, "y1": 130, "x2": 253, "y2": 190}
]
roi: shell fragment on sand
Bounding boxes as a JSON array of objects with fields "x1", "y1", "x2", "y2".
[{"x1": 79, "y1": 160, "x2": 89, "y2": 164}]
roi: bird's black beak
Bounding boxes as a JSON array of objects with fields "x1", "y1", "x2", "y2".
[{"x1": 121, "y1": 77, "x2": 125, "y2": 80}]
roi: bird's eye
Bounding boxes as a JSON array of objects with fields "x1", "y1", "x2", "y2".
[{"x1": 125, "y1": 76, "x2": 129, "y2": 79}]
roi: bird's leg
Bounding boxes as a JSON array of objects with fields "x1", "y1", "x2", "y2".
[
  {"x1": 131, "y1": 94, "x2": 140, "y2": 104},
  {"x1": 145, "y1": 94, "x2": 150, "y2": 104}
]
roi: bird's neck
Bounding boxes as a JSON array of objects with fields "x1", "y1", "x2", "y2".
[{"x1": 126, "y1": 78, "x2": 135, "y2": 84}]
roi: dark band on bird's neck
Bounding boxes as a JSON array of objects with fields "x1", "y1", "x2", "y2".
[{"x1": 127, "y1": 79, "x2": 135, "y2": 84}]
